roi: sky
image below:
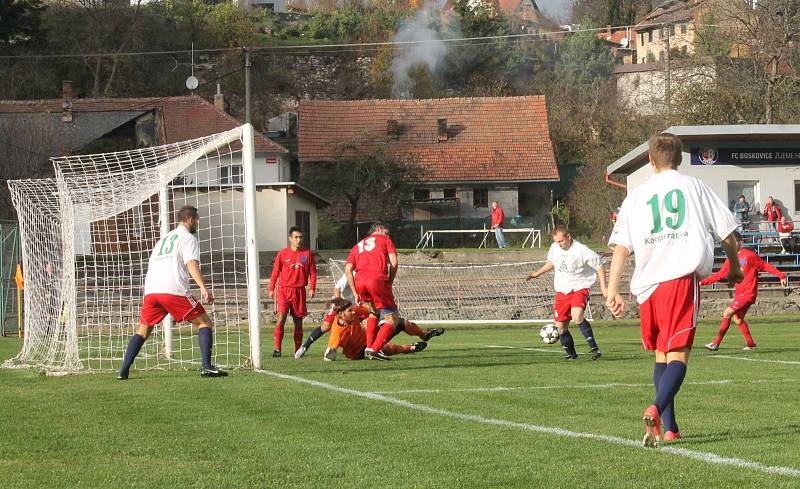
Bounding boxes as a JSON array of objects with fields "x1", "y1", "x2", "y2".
[{"x1": 536, "y1": 0, "x2": 574, "y2": 23}]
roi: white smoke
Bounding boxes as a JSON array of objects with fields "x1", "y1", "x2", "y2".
[{"x1": 390, "y1": 1, "x2": 457, "y2": 98}]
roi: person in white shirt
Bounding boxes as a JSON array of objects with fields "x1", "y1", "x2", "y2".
[
  {"x1": 118, "y1": 205, "x2": 227, "y2": 380},
  {"x1": 527, "y1": 225, "x2": 607, "y2": 360},
  {"x1": 606, "y1": 133, "x2": 742, "y2": 448}
]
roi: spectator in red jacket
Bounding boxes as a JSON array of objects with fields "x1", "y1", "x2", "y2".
[
  {"x1": 490, "y1": 201, "x2": 508, "y2": 249},
  {"x1": 777, "y1": 216, "x2": 796, "y2": 253},
  {"x1": 762, "y1": 196, "x2": 782, "y2": 232}
]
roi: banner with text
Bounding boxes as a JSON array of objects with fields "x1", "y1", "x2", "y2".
[{"x1": 691, "y1": 147, "x2": 800, "y2": 166}]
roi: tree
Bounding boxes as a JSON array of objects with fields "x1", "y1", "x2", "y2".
[
  {"x1": 555, "y1": 27, "x2": 614, "y2": 84},
  {"x1": 0, "y1": 0, "x2": 45, "y2": 44}
]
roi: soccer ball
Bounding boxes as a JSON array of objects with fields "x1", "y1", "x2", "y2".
[{"x1": 540, "y1": 323, "x2": 560, "y2": 345}]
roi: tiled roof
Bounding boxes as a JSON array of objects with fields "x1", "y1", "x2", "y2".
[
  {"x1": 298, "y1": 96, "x2": 559, "y2": 183},
  {"x1": 0, "y1": 95, "x2": 287, "y2": 153},
  {"x1": 635, "y1": 0, "x2": 707, "y2": 29}
]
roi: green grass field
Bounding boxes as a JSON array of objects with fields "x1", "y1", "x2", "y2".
[{"x1": 2, "y1": 316, "x2": 800, "y2": 488}]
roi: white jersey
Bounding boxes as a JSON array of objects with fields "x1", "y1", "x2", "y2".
[
  {"x1": 144, "y1": 225, "x2": 201, "y2": 296},
  {"x1": 334, "y1": 272, "x2": 355, "y2": 302},
  {"x1": 546, "y1": 239, "x2": 605, "y2": 294},
  {"x1": 608, "y1": 169, "x2": 737, "y2": 303}
]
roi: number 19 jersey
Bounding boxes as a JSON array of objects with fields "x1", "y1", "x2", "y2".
[
  {"x1": 608, "y1": 169, "x2": 737, "y2": 303},
  {"x1": 346, "y1": 233, "x2": 397, "y2": 280}
]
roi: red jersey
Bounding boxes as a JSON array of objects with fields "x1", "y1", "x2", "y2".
[
  {"x1": 269, "y1": 247, "x2": 316, "y2": 292},
  {"x1": 700, "y1": 248, "x2": 784, "y2": 301},
  {"x1": 763, "y1": 202, "x2": 782, "y2": 222},
  {"x1": 346, "y1": 233, "x2": 396, "y2": 280},
  {"x1": 491, "y1": 207, "x2": 505, "y2": 228},
  {"x1": 778, "y1": 221, "x2": 794, "y2": 234}
]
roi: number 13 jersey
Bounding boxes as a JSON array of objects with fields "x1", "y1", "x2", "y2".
[
  {"x1": 609, "y1": 169, "x2": 737, "y2": 303},
  {"x1": 346, "y1": 233, "x2": 397, "y2": 280},
  {"x1": 144, "y1": 226, "x2": 201, "y2": 296}
]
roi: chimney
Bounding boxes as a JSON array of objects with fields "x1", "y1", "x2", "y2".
[
  {"x1": 437, "y1": 118, "x2": 448, "y2": 142},
  {"x1": 62, "y1": 80, "x2": 73, "y2": 123},
  {"x1": 387, "y1": 119, "x2": 400, "y2": 140},
  {"x1": 214, "y1": 83, "x2": 225, "y2": 112}
]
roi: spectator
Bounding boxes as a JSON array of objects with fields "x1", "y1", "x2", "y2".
[
  {"x1": 762, "y1": 196, "x2": 782, "y2": 232},
  {"x1": 733, "y1": 195, "x2": 750, "y2": 231},
  {"x1": 777, "y1": 216, "x2": 796, "y2": 254},
  {"x1": 490, "y1": 201, "x2": 508, "y2": 249}
]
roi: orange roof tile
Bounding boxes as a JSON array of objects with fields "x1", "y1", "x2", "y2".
[{"x1": 298, "y1": 96, "x2": 558, "y2": 183}]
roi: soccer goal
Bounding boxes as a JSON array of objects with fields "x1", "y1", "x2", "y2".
[
  {"x1": 6, "y1": 125, "x2": 263, "y2": 374},
  {"x1": 328, "y1": 259, "x2": 590, "y2": 324}
]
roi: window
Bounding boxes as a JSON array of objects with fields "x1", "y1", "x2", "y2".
[
  {"x1": 473, "y1": 188, "x2": 488, "y2": 208},
  {"x1": 640, "y1": 32, "x2": 645, "y2": 45},
  {"x1": 413, "y1": 189, "x2": 430, "y2": 201},
  {"x1": 681, "y1": 45, "x2": 688, "y2": 55},
  {"x1": 220, "y1": 165, "x2": 242, "y2": 184},
  {"x1": 681, "y1": 23, "x2": 688, "y2": 35},
  {"x1": 795, "y1": 182, "x2": 800, "y2": 213},
  {"x1": 443, "y1": 188, "x2": 457, "y2": 199},
  {"x1": 295, "y1": 210, "x2": 310, "y2": 236},
  {"x1": 648, "y1": 30, "x2": 653, "y2": 43}
]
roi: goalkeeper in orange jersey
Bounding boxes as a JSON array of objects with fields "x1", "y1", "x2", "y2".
[{"x1": 322, "y1": 298, "x2": 434, "y2": 361}]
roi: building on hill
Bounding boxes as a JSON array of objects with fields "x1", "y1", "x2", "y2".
[
  {"x1": 298, "y1": 96, "x2": 559, "y2": 230},
  {"x1": 597, "y1": 27, "x2": 638, "y2": 65},
  {"x1": 606, "y1": 125, "x2": 800, "y2": 224},
  {"x1": 0, "y1": 82, "x2": 328, "y2": 252}
]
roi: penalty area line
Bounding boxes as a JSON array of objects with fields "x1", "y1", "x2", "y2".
[
  {"x1": 713, "y1": 355, "x2": 800, "y2": 366},
  {"x1": 254, "y1": 368, "x2": 800, "y2": 478}
]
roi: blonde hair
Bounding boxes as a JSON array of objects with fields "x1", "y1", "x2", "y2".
[
  {"x1": 648, "y1": 133, "x2": 682, "y2": 169},
  {"x1": 551, "y1": 224, "x2": 570, "y2": 237}
]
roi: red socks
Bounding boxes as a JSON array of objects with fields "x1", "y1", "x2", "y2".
[
  {"x1": 274, "y1": 323, "x2": 284, "y2": 351},
  {"x1": 366, "y1": 315, "x2": 379, "y2": 347},
  {"x1": 738, "y1": 321, "x2": 756, "y2": 347},
  {"x1": 293, "y1": 325, "x2": 304, "y2": 352},
  {"x1": 714, "y1": 317, "x2": 731, "y2": 345},
  {"x1": 370, "y1": 323, "x2": 396, "y2": 352}
]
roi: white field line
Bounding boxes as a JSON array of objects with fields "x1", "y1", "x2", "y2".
[
  {"x1": 486, "y1": 344, "x2": 561, "y2": 354},
  {"x1": 374, "y1": 380, "x2": 735, "y2": 395},
  {"x1": 255, "y1": 369, "x2": 800, "y2": 478},
  {"x1": 713, "y1": 355, "x2": 800, "y2": 366}
]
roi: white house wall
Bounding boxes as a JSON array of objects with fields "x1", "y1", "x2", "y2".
[
  {"x1": 286, "y1": 193, "x2": 320, "y2": 249},
  {"x1": 255, "y1": 188, "x2": 289, "y2": 252},
  {"x1": 179, "y1": 153, "x2": 291, "y2": 185}
]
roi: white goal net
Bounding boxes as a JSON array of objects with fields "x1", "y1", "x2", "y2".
[
  {"x1": 6, "y1": 126, "x2": 263, "y2": 373},
  {"x1": 328, "y1": 259, "x2": 591, "y2": 323}
]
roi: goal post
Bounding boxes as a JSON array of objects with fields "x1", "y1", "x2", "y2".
[
  {"x1": 328, "y1": 259, "x2": 592, "y2": 324},
  {"x1": 6, "y1": 125, "x2": 263, "y2": 374}
]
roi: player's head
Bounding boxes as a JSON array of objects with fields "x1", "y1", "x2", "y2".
[
  {"x1": 177, "y1": 206, "x2": 199, "y2": 234},
  {"x1": 330, "y1": 297, "x2": 355, "y2": 320},
  {"x1": 369, "y1": 222, "x2": 389, "y2": 235},
  {"x1": 288, "y1": 226, "x2": 304, "y2": 248},
  {"x1": 767, "y1": 196, "x2": 774, "y2": 204},
  {"x1": 648, "y1": 133, "x2": 682, "y2": 170},
  {"x1": 551, "y1": 225, "x2": 572, "y2": 250},
  {"x1": 738, "y1": 194, "x2": 746, "y2": 202},
  {"x1": 491, "y1": 201, "x2": 498, "y2": 209}
]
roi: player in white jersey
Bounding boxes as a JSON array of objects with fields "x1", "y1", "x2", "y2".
[
  {"x1": 527, "y1": 225, "x2": 607, "y2": 360},
  {"x1": 117, "y1": 206, "x2": 227, "y2": 380},
  {"x1": 606, "y1": 133, "x2": 742, "y2": 447}
]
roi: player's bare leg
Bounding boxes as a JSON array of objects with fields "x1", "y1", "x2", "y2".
[
  {"x1": 191, "y1": 313, "x2": 227, "y2": 377},
  {"x1": 555, "y1": 320, "x2": 577, "y2": 359},
  {"x1": 273, "y1": 311, "x2": 289, "y2": 357},
  {"x1": 573, "y1": 306, "x2": 601, "y2": 360},
  {"x1": 382, "y1": 341, "x2": 427, "y2": 356}
]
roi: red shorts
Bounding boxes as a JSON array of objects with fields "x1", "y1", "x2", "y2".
[
  {"x1": 639, "y1": 274, "x2": 698, "y2": 352},
  {"x1": 276, "y1": 286, "x2": 307, "y2": 318},
  {"x1": 553, "y1": 289, "x2": 590, "y2": 322},
  {"x1": 355, "y1": 275, "x2": 397, "y2": 310},
  {"x1": 730, "y1": 296, "x2": 755, "y2": 318},
  {"x1": 140, "y1": 293, "x2": 205, "y2": 326}
]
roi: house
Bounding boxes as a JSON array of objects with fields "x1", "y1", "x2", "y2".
[
  {"x1": 0, "y1": 83, "x2": 328, "y2": 252},
  {"x1": 597, "y1": 27, "x2": 637, "y2": 65},
  {"x1": 298, "y1": 96, "x2": 559, "y2": 227},
  {"x1": 607, "y1": 125, "x2": 800, "y2": 221},
  {"x1": 634, "y1": 0, "x2": 708, "y2": 64}
]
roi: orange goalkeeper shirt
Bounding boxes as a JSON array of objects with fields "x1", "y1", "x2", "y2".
[{"x1": 327, "y1": 305, "x2": 370, "y2": 360}]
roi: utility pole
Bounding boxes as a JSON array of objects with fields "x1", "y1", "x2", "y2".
[{"x1": 245, "y1": 47, "x2": 252, "y2": 124}]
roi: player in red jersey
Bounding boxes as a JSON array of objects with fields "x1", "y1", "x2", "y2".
[
  {"x1": 269, "y1": 226, "x2": 316, "y2": 357},
  {"x1": 700, "y1": 231, "x2": 786, "y2": 351},
  {"x1": 345, "y1": 222, "x2": 443, "y2": 361}
]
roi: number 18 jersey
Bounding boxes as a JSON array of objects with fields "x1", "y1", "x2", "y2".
[
  {"x1": 608, "y1": 169, "x2": 737, "y2": 303},
  {"x1": 346, "y1": 233, "x2": 397, "y2": 280}
]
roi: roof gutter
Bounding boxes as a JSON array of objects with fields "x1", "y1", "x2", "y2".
[{"x1": 604, "y1": 171, "x2": 627, "y2": 191}]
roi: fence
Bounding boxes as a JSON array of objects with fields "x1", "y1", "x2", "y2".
[{"x1": 0, "y1": 221, "x2": 21, "y2": 337}]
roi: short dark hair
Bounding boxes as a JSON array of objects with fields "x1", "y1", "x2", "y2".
[
  {"x1": 289, "y1": 226, "x2": 303, "y2": 236},
  {"x1": 329, "y1": 297, "x2": 352, "y2": 313},
  {"x1": 177, "y1": 205, "x2": 198, "y2": 223},
  {"x1": 648, "y1": 133, "x2": 683, "y2": 169},
  {"x1": 369, "y1": 222, "x2": 387, "y2": 234}
]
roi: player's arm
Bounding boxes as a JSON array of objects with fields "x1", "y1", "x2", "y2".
[
  {"x1": 720, "y1": 234, "x2": 744, "y2": 284},
  {"x1": 268, "y1": 253, "x2": 281, "y2": 299},
  {"x1": 605, "y1": 245, "x2": 629, "y2": 318},
  {"x1": 187, "y1": 260, "x2": 213, "y2": 304},
  {"x1": 757, "y1": 257, "x2": 787, "y2": 287},
  {"x1": 596, "y1": 264, "x2": 608, "y2": 297},
  {"x1": 699, "y1": 259, "x2": 729, "y2": 286},
  {"x1": 526, "y1": 261, "x2": 554, "y2": 280},
  {"x1": 345, "y1": 262, "x2": 359, "y2": 304},
  {"x1": 388, "y1": 252, "x2": 399, "y2": 285},
  {"x1": 308, "y1": 253, "x2": 317, "y2": 300}
]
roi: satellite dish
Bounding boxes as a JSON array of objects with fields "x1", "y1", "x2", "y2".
[
  {"x1": 620, "y1": 37, "x2": 629, "y2": 47},
  {"x1": 186, "y1": 76, "x2": 199, "y2": 91}
]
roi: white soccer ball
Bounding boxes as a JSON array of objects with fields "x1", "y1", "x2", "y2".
[{"x1": 540, "y1": 323, "x2": 560, "y2": 345}]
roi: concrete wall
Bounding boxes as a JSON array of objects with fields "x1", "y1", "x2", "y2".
[
  {"x1": 615, "y1": 64, "x2": 714, "y2": 116},
  {"x1": 255, "y1": 187, "x2": 288, "y2": 252}
]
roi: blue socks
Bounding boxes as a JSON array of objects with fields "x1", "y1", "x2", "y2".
[
  {"x1": 578, "y1": 320, "x2": 599, "y2": 350},
  {"x1": 302, "y1": 326, "x2": 325, "y2": 350},
  {"x1": 654, "y1": 361, "x2": 685, "y2": 432},
  {"x1": 198, "y1": 327, "x2": 213, "y2": 369},
  {"x1": 559, "y1": 330, "x2": 577, "y2": 357},
  {"x1": 120, "y1": 333, "x2": 146, "y2": 375}
]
